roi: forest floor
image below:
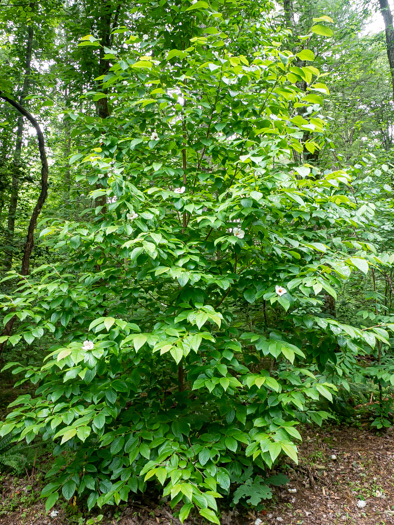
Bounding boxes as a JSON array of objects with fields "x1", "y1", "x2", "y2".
[{"x1": 0, "y1": 374, "x2": 393, "y2": 525}]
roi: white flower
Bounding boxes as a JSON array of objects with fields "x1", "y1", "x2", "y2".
[
  {"x1": 331, "y1": 454, "x2": 337, "y2": 460},
  {"x1": 107, "y1": 196, "x2": 117, "y2": 204},
  {"x1": 357, "y1": 500, "x2": 366, "y2": 509},
  {"x1": 82, "y1": 340, "x2": 94, "y2": 351},
  {"x1": 174, "y1": 186, "x2": 186, "y2": 194},
  {"x1": 275, "y1": 285, "x2": 287, "y2": 296},
  {"x1": 127, "y1": 212, "x2": 139, "y2": 221},
  {"x1": 150, "y1": 132, "x2": 159, "y2": 140},
  {"x1": 50, "y1": 510, "x2": 59, "y2": 517},
  {"x1": 375, "y1": 490, "x2": 383, "y2": 498},
  {"x1": 255, "y1": 520, "x2": 263, "y2": 525},
  {"x1": 288, "y1": 488, "x2": 297, "y2": 493},
  {"x1": 232, "y1": 228, "x2": 245, "y2": 239}
]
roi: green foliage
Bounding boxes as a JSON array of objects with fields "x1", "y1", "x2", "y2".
[{"x1": 232, "y1": 472, "x2": 288, "y2": 508}]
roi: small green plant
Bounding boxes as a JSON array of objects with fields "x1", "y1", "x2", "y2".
[{"x1": 233, "y1": 471, "x2": 288, "y2": 509}]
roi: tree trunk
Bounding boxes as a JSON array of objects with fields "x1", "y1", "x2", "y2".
[
  {"x1": 94, "y1": 2, "x2": 121, "y2": 209},
  {"x1": 0, "y1": 94, "x2": 49, "y2": 355},
  {"x1": 4, "y1": 25, "x2": 34, "y2": 271},
  {"x1": 378, "y1": 0, "x2": 394, "y2": 97},
  {"x1": 284, "y1": 0, "x2": 295, "y2": 27}
]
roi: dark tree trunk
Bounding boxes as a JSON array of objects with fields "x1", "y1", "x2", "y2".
[
  {"x1": 378, "y1": 0, "x2": 394, "y2": 97},
  {"x1": 0, "y1": 94, "x2": 49, "y2": 355},
  {"x1": 94, "y1": 2, "x2": 121, "y2": 208},
  {"x1": 96, "y1": 1, "x2": 120, "y2": 119},
  {"x1": 4, "y1": 25, "x2": 34, "y2": 271},
  {"x1": 284, "y1": 0, "x2": 295, "y2": 27},
  {"x1": 324, "y1": 294, "x2": 336, "y2": 318}
]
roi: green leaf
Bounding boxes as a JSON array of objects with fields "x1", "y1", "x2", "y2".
[
  {"x1": 45, "y1": 492, "x2": 59, "y2": 512},
  {"x1": 170, "y1": 346, "x2": 183, "y2": 364},
  {"x1": 243, "y1": 289, "x2": 256, "y2": 303},
  {"x1": 156, "y1": 468, "x2": 167, "y2": 485},
  {"x1": 313, "y1": 15, "x2": 334, "y2": 23},
  {"x1": 179, "y1": 503, "x2": 193, "y2": 523},
  {"x1": 281, "y1": 345, "x2": 295, "y2": 363},
  {"x1": 180, "y1": 483, "x2": 194, "y2": 500},
  {"x1": 285, "y1": 426, "x2": 302, "y2": 440},
  {"x1": 349, "y1": 258, "x2": 369, "y2": 275},
  {"x1": 315, "y1": 384, "x2": 333, "y2": 402},
  {"x1": 23, "y1": 333, "x2": 34, "y2": 345},
  {"x1": 225, "y1": 436, "x2": 238, "y2": 452},
  {"x1": 62, "y1": 480, "x2": 77, "y2": 501},
  {"x1": 199, "y1": 448, "x2": 210, "y2": 466},
  {"x1": 199, "y1": 508, "x2": 220, "y2": 524},
  {"x1": 139, "y1": 443, "x2": 150, "y2": 459},
  {"x1": 111, "y1": 436, "x2": 125, "y2": 455},
  {"x1": 297, "y1": 49, "x2": 315, "y2": 62},
  {"x1": 104, "y1": 317, "x2": 115, "y2": 331},
  {"x1": 77, "y1": 426, "x2": 91, "y2": 442},
  {"x1": 281, "y1": 443, "x2": 298, "y2": 464},
  {"x1": 311, "y1": 24, "x2": 334, "y2": 37},
  {"x1": 217, "y1": 470, "x2": 230, "y2": 490},
  {"x1": 70, "y1": 154, "x2": 83, "y2": 164},
  {"x1": 134, "y1": 334, "x2": 147, "y2": 351},
  {"x1": 61, "y1": 428, "x2": 77, "y2": 444},
  {"x1": 93, "y1": 414, "x2": 106, "y2": 429},
  {"x1": 131, "y1": 61, "x2": 153, "y2": 69},
  {"x1": 186, "y1": 1, "x2": 209, "y2": 11},
  {"x1": 268, "y1": 442, "x2": 282, "y2": 462},
  {"x1": 57, "y1": 349, "x2": 71, "y2": 361}
]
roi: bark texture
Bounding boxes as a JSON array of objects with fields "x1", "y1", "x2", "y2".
[{"x1": 379, "y1": 0, "x2": 394, "y2": 97}]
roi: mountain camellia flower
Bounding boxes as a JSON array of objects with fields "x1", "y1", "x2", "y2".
[
  {"x1": 107, "y1": 196, "x2": 117, "y2": 204},
  {"x1": 82, "y1": 340, "x2": 94, "y2": 351},
  {"x1": 232, "y1": 228, "x2": 245, "y2": 239},
  {"x1": 127, "y1": 212, "x2": 139, "y2": 221},
  {"x1": 151, "y1": 132, "x2": 159, "y2": 140},
  {"x1": 275, "y1": 285, "x2": 287, "y2": 296},
  {"x1": 174, "y1": 186, "x2": 186, "y2": 194}
]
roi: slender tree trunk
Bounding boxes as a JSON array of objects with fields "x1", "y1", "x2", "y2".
[
  {"x1": 4, "y1": 25, "x2": 34, "y2": 271},
  {"x1": 378, "y1": 0, "x2": 394, "y2": 97},
  {"x1": 0, "y1": 94, "x2": 49, "y2": 355},
  {"x1": 64, "y1": 36, "x2": 72, "y2": 203},
  {"x1": 284, "y1": 0, "x2": 295, "y2": 27},
  {"x1": 94, "y1": 2, "x2": 121, "y2": 209},
  {"x1": 96, "y1": 1, "x2": 114, "y2": 119}
]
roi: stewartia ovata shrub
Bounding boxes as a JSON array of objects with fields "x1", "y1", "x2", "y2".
[{"x1": 0, "y1": 1, "x2": 388, "y2": 522}]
